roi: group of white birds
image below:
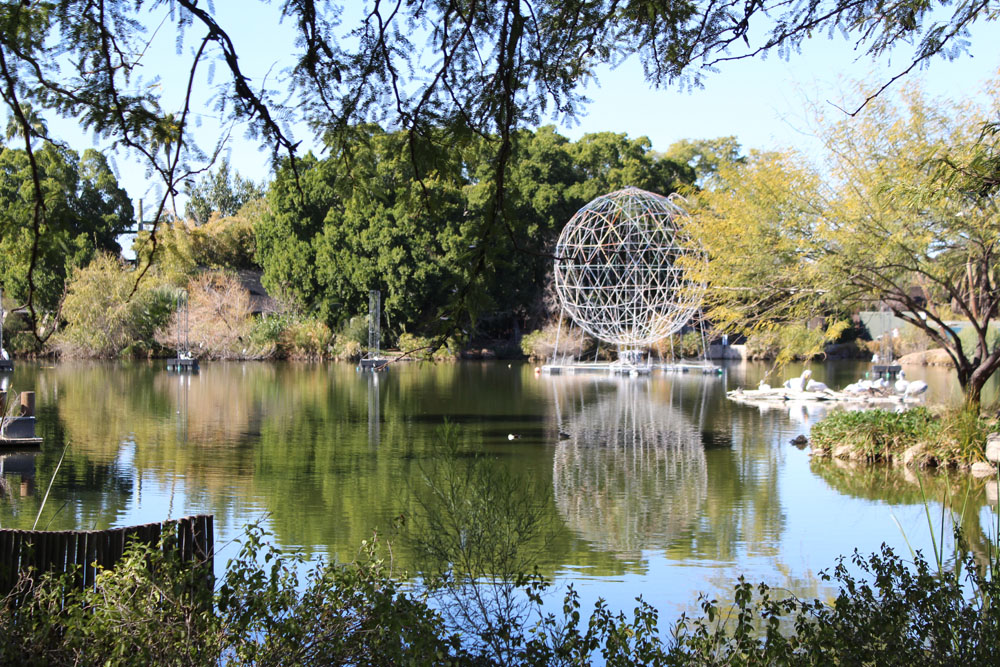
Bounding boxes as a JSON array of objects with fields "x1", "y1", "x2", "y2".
[
  {"x1": 842, "y1": 370, "x2": 928, "y2": 398},
  {"x1": 759, "y1": 368, "x2": 928, "y2": 398}
]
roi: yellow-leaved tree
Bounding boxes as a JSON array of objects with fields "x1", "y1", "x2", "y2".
[{"x1": 692, "y1": 81, "x2": 1000, "y2": 411}]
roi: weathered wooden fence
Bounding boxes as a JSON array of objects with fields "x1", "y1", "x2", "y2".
[{"x1": 0, "y1": 514, "x2": 214, "y2": 597}]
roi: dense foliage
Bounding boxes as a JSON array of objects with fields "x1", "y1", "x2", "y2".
[
  {"x1": 56, "y1": 254, "x2": 173, "y2": 359},
  {"x1": 2, "y1": 521, "x2": 998, "y2": 666},
  {"x1": 691, "y1": 83, "x2": 1000, "y2": 409},
  {"x1": 0, "y1": 144, "x2": 132, "y2": 321},
  {"x1": 256, "y1": 125, "x2": 691, "y2": 338},
  {"x1": 810, "y1": 407, "x2": 998, "y2": 466}
]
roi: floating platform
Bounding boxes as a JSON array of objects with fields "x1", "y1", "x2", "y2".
[
  {"x1": 358, "y1": 358, "x2": 389, "y2": 371},
  {"x1": 0, "y1": 359, "x2": 12, "y2": 372},
  {"x1": 654, "y1": 361, "x2": 722, "y2": 374},
  {"x1": 0, "y1": 416, "x2": 41, "y2": 447},
  {"x1": 166, "y1": 358, "x2": 199, "y2": 372},
  {"x1": 0, "y1": 436, "x2": 42, "y2": 447},
  {"x1": 727, "y1": 387, "x2": 921, "y2": 407},
  {"x1": 541, "y1": 362, "x2": 652, "y2": 376},
  {"x1": 872, "y1": 364, "x2": 902, "y2": 378}
]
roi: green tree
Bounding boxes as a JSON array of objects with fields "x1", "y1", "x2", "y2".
[
  {"x1": 693, "y1": 82, "x2": 1000, "y2": 411},
  {"x1": 2, "y1": 0, "x2": 991, "y2": 334},
  {"x1": 0, "y1": 143, "x2": 132, "y2": 317},
  {"x1": 184, "y1": 159, "x2": 264, "y2": 225},
  {"x1": 663, "y1": 136, "x2": 744, "y2": 187},
  {"x1": 58, "y1": 254, "x2": 173, "y2": 358}
]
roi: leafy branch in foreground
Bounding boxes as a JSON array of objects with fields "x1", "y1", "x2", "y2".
[{"x1": 3, "y1": 0, "x2": 995, "y2": 345}]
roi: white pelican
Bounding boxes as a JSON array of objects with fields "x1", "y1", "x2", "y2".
[
  {"x1": 805, "y1": 378, "x2": 829, "y2": 392},
  {"x1": 904, "y1": 380, "x2": 928, "y2": 397},
  {"x1": 894, "y1": 370, "x2": 909, "y2": 394},
  {"x1": 784, "y1": 369, "x2": 812, "y2": 392}
]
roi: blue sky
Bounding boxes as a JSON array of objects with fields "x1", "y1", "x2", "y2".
[{"x1": 45, "y1": 5, "x2": 1000, "y2": 211}]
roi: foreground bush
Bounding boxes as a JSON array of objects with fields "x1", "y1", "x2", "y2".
[
  {"x1": 3, "y1": 520, "x2": 999, "y2": 665},
  {"x1": 0, "y1": 527, "x2": 461, "y2": 667}
]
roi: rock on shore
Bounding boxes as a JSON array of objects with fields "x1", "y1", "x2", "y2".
[{"x1": 897, "y1": 348, "x2": 954, "y2": 367}]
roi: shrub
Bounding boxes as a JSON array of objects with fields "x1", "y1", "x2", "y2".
[
  {"x1": 0, "y1": 526, "x2": 463, "y2": 666},
  {"x1": 809, "y1": 407, "x2": 997, "y2": 466},
  {"x1": 57, "y1": 254, "x2": 174, "y2": 359},
  {"x1": 520, "y1": 321, "x2": 589, "y2": 361},
  {"x1": 0, "y1": 310, "x2": 42, "y2": 356},
  {"x1": 280, "y1": 317, "x2": 332, "y2": 360},
  {"x1": 4, "y1": 523, "x2": 999, "y2": 666},
  {"x1": 155, "y1": 271, "x2": 275, "y2": 360},
  {"x1": 337, "y1": 315, "x2": 370, "y2": 347},
  {"x1": 331, "y1": 338, "x2": 363, "y2": 362},
  {"x1": 810, "y1": 408, "x2": 939, "y2": 462}
]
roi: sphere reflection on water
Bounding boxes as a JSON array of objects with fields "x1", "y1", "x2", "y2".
[{"x1": 551, "y1": 378, "x2": 708, "y2": 555}]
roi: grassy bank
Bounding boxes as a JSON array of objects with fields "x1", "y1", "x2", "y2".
[{"x1": 810, "y1": 407, "x2": 999, "y2": 468}]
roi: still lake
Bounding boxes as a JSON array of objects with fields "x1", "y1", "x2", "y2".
[{"x1": 1, "y1": 360, "x2": 997, "y2": 619}]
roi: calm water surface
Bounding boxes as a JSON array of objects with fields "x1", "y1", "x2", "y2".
[{"x1": 1, "y1": 360, "x2": 997, "y2": 619}]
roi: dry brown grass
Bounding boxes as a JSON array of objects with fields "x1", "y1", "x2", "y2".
[{"x1": 156, "y1": 271, "x2": 275, "y2": 360}]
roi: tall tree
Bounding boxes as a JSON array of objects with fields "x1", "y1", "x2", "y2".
[
  {"x1": 663, "y1": 137, "x2": 744, "y2": 187},
  {"x1": 184, "y1": 159, "x2": 264, "y2": 225},
  {"x1": 0, "y1": 143, "x2": 132, "y2": 316},
  {"x1": 692, "y1": 83, "x2": 1000, "y2": 411},
  {"x1": 1, "y1": 0, "x2": 992, "y2": 334}
]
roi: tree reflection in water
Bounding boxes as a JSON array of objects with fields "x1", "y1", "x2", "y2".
[{"x1": 550, "y1": 377, "x2": 708, "y2": 556}]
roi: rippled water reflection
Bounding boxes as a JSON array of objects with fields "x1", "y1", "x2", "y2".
[{"x1": 0, "y1": 360, "x2": 996, "y2": 618}]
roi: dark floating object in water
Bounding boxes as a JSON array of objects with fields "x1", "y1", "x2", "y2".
[
  {"x1": 790, "y1": 434, "x2": 808, "y2": 448},
  {"x1": 558, "y1": 431, "x2": 571, "y2": 440}
]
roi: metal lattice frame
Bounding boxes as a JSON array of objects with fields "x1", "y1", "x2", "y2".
[{"x1": 553, "y1": 187, "x2": 706, "y2": 349}]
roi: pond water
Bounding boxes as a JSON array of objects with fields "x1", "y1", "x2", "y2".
[{"x1": 1, "y1": 360, "x2": 997, "y2": 621}]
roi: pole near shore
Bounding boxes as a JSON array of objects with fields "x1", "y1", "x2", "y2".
[{"x1": 19, "y1": 391, "x2": 34, "y2": 418}]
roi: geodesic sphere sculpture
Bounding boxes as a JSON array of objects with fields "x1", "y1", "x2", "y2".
[{"x1": 553, "y1": 186, "x2": 706, "y2": 347}]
